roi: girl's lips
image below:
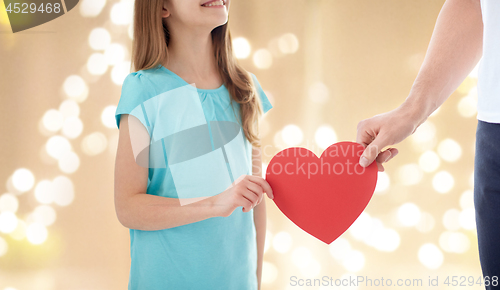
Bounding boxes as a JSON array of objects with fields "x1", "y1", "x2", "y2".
[{"x1": 201, "y1": 0, "x2": 226, "y2": 7}]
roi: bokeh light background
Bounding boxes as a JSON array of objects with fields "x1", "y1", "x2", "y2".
[{"x1": 0, "y1": 0, "x2": 483, "y2": 289}]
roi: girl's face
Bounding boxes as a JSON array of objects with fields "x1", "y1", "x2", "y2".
[{"x1": 163, "y1": 0, "x2": 229, "y2": 31}]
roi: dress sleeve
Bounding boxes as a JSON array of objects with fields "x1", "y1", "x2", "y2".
[
  {"x1": 251, "y1": 73, "x2": 273, "y2": 114},
  {"x1": 115, "y1": 72, "x2": 155, "y2": 135}
]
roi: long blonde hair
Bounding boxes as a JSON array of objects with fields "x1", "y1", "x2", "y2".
[{"x1": 131, "y1": 0, "x2": 264, "y2": 147}]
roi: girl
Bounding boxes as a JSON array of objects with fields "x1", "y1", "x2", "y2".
[{"x1": 114, "y1": 0, "x2": 274, "y2": 289}]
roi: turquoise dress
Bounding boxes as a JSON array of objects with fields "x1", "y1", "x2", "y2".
[{"x1": 114, "y1": 64, "x2": 273, "y2": 290}]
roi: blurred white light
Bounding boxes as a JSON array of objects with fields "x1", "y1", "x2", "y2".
[
  {"x1": 42, "y1": 109, "x2": 64, "y2": 132},
  {"x1": 253, "y1": 49, "x2": 273, "y2": 69},
  {"x1": 267, "y1": 37, "x2": 285, "y2": 58},
  {"x1": 46, "y1": 135, "x2": 72, "y2": 160},
  {"x1": 102, "y1": 106, "x2": 118, "y2": 128},
  {"x1": 80, "y1": 0, "x2": 107, "y2": 17},
  {"x1": 349, "y1": 212, "x2": 373, "y2": 241},
  {"x1": 12, "y1": 168, "x2": 35, "y2": 192},
  {"x1": 469, "y1": 63, "x2": 480, "y2": 78},
  {"x1": 32, "y1": 205, "x2": 57, "y2": 227},
  {"x1": 233, "y1": 37, "x2": 251, "y2": 59},
  {"x1": 26, "y1": 223, "x2": 48, "y2": 245},
  {"x1": 278, "y1": 33, "x2": 299, "y2": 54},
  {"x1": 442, "y1": 209, "x2": 461, "y2": 231},
  {"x1": 458, "y1": 95, "x2": 477, "y2": 118},
  {"x1": 432, "y1": 171, "x2": 454, "y2": 193},
  {"x1": 419, "y1": 150, "x2": 440, "y2": 173},
  {"x1": 261, "y1": 261, "x2": 278, "y2": 284},
  {"x1": 59, "y1": 100, "x2": 80, "y2": 119},
  {"x1": 374, "y1": 171, "x2": 390, "y2": 194},
  {"x1": 128, "y1": 23, "x2": 134, "y2": 40},
  {"x1": 416, "y1": 212, "x2": 435, "y2": 233},
  {"x1": 261, "y1": 163, "x2": 268, "y2": 178},
  {"x1": 291, "y1": 247, "x2": 312, "y2": 268},
  {"x1": 429, "y1": 107, "x2": 441, "y2": 117},
  {"x1": 300, "y1": 258, "x2": 321, "y2": 277},
  {"x1": 272, "y1": 231, "x2": 292, "y2": 253},
  {"x1": 411, "y1": 121, "x2": 437, "y2": 151},
  {"x1": 437, "y1": 139, "x2": 462, "y2": 162},
  {"x1": 0, "y1": 212, "x2": 18, "y2": 233},
  {"x1": 0, "y1": 200, "x2": 14, "y2": 221},
  {"x1": 329, "y1": 237, "x2": 352, "y2": 261},
  {"x1": 398, "y1": 164, "x2": 423, "y2": 186},
  {"x1": 0, "y1": 194, "x2": 18, "y2": 213},
  {"x1": 372, "y1": 228, "x2": 400, "y2": 252},
  {"x1": 281, "y1": 124, "x2": 303, "y2": 146},
  {"x1": 439, "y1": 231, "x2": 470, "y2": 253},
  {"x1": 82, "y1": 132, "x2": 108, "y2": 156},
  {"x1": 460, "y1": 190, "x2": 474, "y2": 210},
  {"x1": 87, "y1": 53, "x2": 108, "y2": 75},
  {"x1": 362, "y1": 218, "x2": 384, "y2": 245},
  {"x1": 111, "y1": 61, "x2": 132, "y2": 85},
  {"x1": 264, "y1": 230, "x2": 272, "y2": 253},
  {"x1": 459, "y1": 208, "x2": 476, "y2": 230},
  {"x1": 62, "y1": 117, "x2": 84, "y2": 139},
  {"x1": 63, "y1": 75, "x2": 88, "y2": 101},
  {"x1": 398, "y1": 202, "x2": 421, "y2": 227},
  {"x1": 308, "y1": 81, "x2": 329, "y2": 104},
  {"x1": 418, "y1": 243, "x2": 444, "y2": 269},
  {"x1": 104, "y1": 43, "x2": 126, "y2": 65},
  {"x1": 35, "y1": 180, "x2": 55, "y2": 204},
  {"x1": 58, "y1": 151, "x2": 80, "y2": 174},
  {"x1": 53, "y1": 176, "x2": 75, "y2": 207},
  {"x1": 88, "y1": 27, "x2": 111, "y2": 50},
  {"x1": 314, "y1": 125, "x2": 337, "y2": 150},
  {"x1": 342, "y1": 250, "x2": 365, "y2": 272},
  {"x1": 468, "y1": 86, "x2": 478, "y2": 98},
  {"x1": 110, "y1": 2, "x2": 133, "y2": 25},
  {"x1": 0, "y1": 236, "x2": 7, "y2": 257}
]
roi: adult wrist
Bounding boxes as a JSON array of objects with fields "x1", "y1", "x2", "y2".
[{"x1": 399, "y1": 94, "x2": 434, "y2": 128}]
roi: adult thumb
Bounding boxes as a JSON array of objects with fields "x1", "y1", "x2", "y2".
[{"x1": 359, "y1": 135, "x2": 389, "y2": 168}]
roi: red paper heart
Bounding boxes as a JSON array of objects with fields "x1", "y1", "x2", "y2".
[{"x1": 265, "y1": 141, "x2": 378, "y2": 244}]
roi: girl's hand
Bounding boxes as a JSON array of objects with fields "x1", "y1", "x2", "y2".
[{"x1": 211, "y1": 175, "x2": 274, "y2": 218}]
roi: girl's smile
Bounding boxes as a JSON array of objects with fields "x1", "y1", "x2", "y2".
[{"x1": 201, "y1": 0, "x2": 226, "y2": 8}]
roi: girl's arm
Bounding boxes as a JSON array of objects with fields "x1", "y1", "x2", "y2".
[
  {"x1": 114, "y1": 114, "x2": 273, "y2": 231},
  {"x1": 252, "y1": 146, "x2": 267, "y2": 290}
]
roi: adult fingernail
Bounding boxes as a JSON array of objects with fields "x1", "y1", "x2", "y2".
[
  {"x1": 360, "y1": 156, "x2": 369, "y2": 167},
  {"x1": 384, "y1": 152, "x2": 393, "y2": 163}
]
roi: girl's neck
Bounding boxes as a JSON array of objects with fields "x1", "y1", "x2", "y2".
[{"x1": 163, "y1": 27, "x2": 220, "y2": 84}]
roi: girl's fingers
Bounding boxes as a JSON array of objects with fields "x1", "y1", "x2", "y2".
[
  {"x1": 241, "y1": 188, "x2": 259, "y2": 206},
  {"x1": 246, "y1": 181, "x2": 264, "y2": 199},
  {"x1": 240, "y1": 195, "x2": 253, "y2": 212},
  {"x1": 247, "y1": 175, "x2": 274, "y2": 199}
]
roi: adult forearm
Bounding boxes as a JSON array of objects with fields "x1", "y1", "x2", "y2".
[
  {"x1": 403, "y1": 0, "x2": 483, "y2": 125},
  {"x1": 115, "y1": 193, "x2": 218, "y2": 231}
]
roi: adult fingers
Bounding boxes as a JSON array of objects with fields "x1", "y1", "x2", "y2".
[
  {"x1": 356, "y1": 124, "x2": 376, "y2": 147},
  {"x1": 377, "y1": 162, "x2": 385, "y2": 172},
  {"x1": 375, "y1": 149, "x2": 392, "y2": 164},
  {"x1": 359, "y1": 134, "x2": 391, "y2": 168}
]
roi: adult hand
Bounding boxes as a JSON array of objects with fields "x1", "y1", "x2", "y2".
[{"x1": 356, "y1": 105, "x2": 423, "y2": 172}]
